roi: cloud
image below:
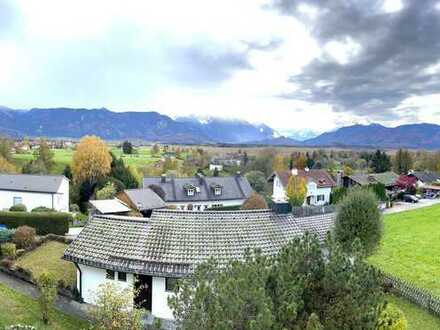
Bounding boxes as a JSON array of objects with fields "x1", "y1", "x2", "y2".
[{"x1": 275, "y1": 0, "x2": 440, "y2": 123}]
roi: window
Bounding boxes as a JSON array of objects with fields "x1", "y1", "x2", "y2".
[
  {"x1": 166, "y1": 278, "x2": 178, "y2": 292},
  {"x1": 118, "y1": 272, "x2": 127, "y2": 282},
  {"x1": 106, "y1": 269, "x2": 115, "y2": 280},
  {"x1": 317, "y1": 195, "x2": 325, "y2": 202},
  {"x1": 214, "y1": 187, "x2": 222, "y2": 195},
  {"x1": 13, "y1": 197, "x2": 22, "y2": 206},
  {"x1": 187, "y1": 188, "x2": 195, "y2": 196}
]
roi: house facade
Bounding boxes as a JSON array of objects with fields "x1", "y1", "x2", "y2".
[
  {"x1": 0, "y1": 174, "x2": 69, "y2": 212},
  {"x1": 268, "y1": 169, "x2": 336, "y2": 206},
  {"x1": 142, "y1": 173, "x2": 253, "y2": 211},
  {"x1": 63, "y1": 210, "x2": 336, "y2": 320}
]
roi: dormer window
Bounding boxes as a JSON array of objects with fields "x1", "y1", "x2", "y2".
[
  {"x1": 187, "y1": 188, "x2": 195, "y2": 196},
  {"x1": 214, "y1": 187, "x2": 222, "y2": 196}
]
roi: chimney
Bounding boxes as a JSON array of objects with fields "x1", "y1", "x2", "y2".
[
  {"x1": 291, "y1": 168, "x2": 298, "y2": 176},
  {"x1": 161, "y1": 173, "x2": 166, "y2": 183}
]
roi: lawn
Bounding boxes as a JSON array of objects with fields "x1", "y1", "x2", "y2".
[
  {"x1": 369, "y1": 204, "x2": 440, "y2": 296},
  {"x1": 386, "y1": 294, "x2": 440, "y2": 329},
  {"x1": 0, "y1": 282, "x2": 88, "y2": 329},
  {"x1": 15, "y1": 241, "x2": 76, "y2": 288}
]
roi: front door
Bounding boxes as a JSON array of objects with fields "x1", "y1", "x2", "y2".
[{"x1": 134, "y1": 275, "x2": 152, "y2": 311}]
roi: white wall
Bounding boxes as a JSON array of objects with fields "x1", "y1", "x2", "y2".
[
  {"x1": 78, "y1": 264, "x2": 135, "y2": 305},
  {"x1": 152, "y1": 277, "x2": 174, "y2": 320},
  {"x1": 54, "y1": 178, "x2": 69, "y2": 212},
  {"x1": 272, "y1": 175, "x2": 287, "y2": 202}
]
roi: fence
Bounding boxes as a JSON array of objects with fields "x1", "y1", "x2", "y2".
[
  {"x1": 379, "y1": 271, "x2": 440, "y2": 316},
  {"x1": 291, "y1": 205, "x2": 336, "y2": 217}
]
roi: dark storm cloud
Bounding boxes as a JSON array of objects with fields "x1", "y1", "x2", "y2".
[{"x1": 274, "y1": 0, "x2": 440, "y2": 121}]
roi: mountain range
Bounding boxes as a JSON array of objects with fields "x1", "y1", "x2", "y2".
[{"x1": 1, "y1": 107, "x2": 440, "y2": 149}]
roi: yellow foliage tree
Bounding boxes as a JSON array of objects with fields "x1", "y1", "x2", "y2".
[
  {"x1": 0, "y1": 156, "x2": 16, "y2": 173},
  {"x1": 343, "y1": 164, "x2": 353, "y2": 176},
  {"x1": 295, "y1": 154, "x2": 307, "y2": 170},
  {"x1": 272, "y1": 154, "x2": 287, "y2": 172},
  {"x1": 72, "y1": 136, "x2": 112, "y2": 184},
  {"x1": 286, "y1": 175, "x2": 307, "y2": 207}
]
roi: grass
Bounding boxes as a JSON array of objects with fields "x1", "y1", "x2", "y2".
[
  {"x1": 15, "y1": 241, "x2": 76, "y2": 287},
  {"x1": 0, "y1": 282, "x2": 88, "y2": 329},
  {"x1": 386, "y1": 294, "x2": 440, "y2": 329},
  {"x1": 369, "y1": 204, "x2": 440, "y2": 296}
]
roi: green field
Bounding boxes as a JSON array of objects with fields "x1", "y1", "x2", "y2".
[
  {"x1": 386, "y1": 294, "x2": 440, "y2": 329},
  {"x1": 16, "y1": 241, "x2": 77, "y2": 288},
  {"x1": 369, "y1": 204, "x2": 440, "y2": 296},
  {"x1": 0, "y1": 282, "x2": 88, "y2": 329},
  {"x1": 12, "y1": 146, "x2": 163, "y2": 174}
]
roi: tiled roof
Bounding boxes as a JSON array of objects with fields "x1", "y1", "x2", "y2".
[
  {"x1": 0, "y1": 173, "x2": 67, "y2": 193},
  {"x1": 348, "y1": 172, "x2": 398, "y2": 187},
  {"x1": 142, "y1": 175, "x2": 253, "y2": 202},
  {"x1": 272, "y1": 169, "x2": 336, "y2": 188},
  {"x1": 411, "y1": 171, "x2": 440, "y2": 184},
  {"x1": 63, "y1": 210, "x2": 336, "y2": 277},
  {"x1": 123, "y1": 188, "x2": 167, "y2": 210}
]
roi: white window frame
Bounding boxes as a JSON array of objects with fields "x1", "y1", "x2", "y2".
[
  {"x1": 13, "y1": 196, "x2": 22, "y2": 206},
  {"x1": 214, "y1": 187, "x2": 222, "y2": 195},
  {"x1": 187, "y1": 188, "x2": 195, "y2": 196}
]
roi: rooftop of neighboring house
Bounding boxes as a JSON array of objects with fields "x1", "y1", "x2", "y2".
[
  {"x1": 63, "y1": 209, "x2": 336, "y2": 277},
  {"x1": 346, "y1": 171, "x2": 399, "y2": 187},
  {"x1": 89, "y1": 199, "x2": 131, "y2": 214},
  {"x1": 142, "y1": 173, "x2": 253, "y2": 202},
  {"x1": 395, "y1": 174, "x2": 418, "y2": 188},
  {"x1": 121, "y1": 188, "x2": 167, "y2": 211},
  {"x1": 269, "y1": 168, "x2": 337, "y2": 189},
  {"x1": 0, "y1": 173, "x2": 68, "y2": 193},
  {"x1": 409, "y1": 170, "x2": 440, "y2": 184}
]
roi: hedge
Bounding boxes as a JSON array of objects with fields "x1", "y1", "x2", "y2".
[
  {"x1": 205, "y1": 205, "x2": 241, "y2": 211},
  {"x1": 0, "y1": 212, "x2": 71, "y2": 235}
]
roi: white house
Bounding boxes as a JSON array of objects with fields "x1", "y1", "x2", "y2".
[
  {"x1": 63, "y1": 210, "x2": 336, "y2": 320},
  {"x1": 142, "y1": 173, "x2": 253, "y2": 211},
  {"x1": 0, "y1": 174, "x2": 69, "y2": 212},
  {"x1": 268, "y1": 168, "x2": 336, "y2": 206}
]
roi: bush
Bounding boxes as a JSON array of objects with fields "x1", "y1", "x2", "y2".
[
  {"x1": 241, "y1": 192, "x2": 268, "y2": 210},
  {"x1": 0, "y1": 228, "x2": 16, "y2": 243},
  {"x1": 36, "y1": 272, "x2": 58, "y2": 324},
  {"x1": 1, "y1": 257, "x2": 13, "y2": 268},
  {"x1": 334, "y1": 188, "x2": 383, "y2": 256},
  {"x1": 376, "y1": 302, "x2": 407, "y2": 330},
  {"x1": 31, "y1": 206, "x2": 55, "y2": 213},
  {"x1": 13, "y1": 226, "x2": 36, "y2": 249},
  {"x1": 70, "y1": 204, "x2": 80, "y2": 213},
  {"x1": 0, "y1": 211, "x2": 70, "y2": 235},
  {"x1": 9, "y1": 204, "x2": 27, "y2": 212},
  {"x1": 1, "y1": 242, "x2": 16, "y2": 259}
]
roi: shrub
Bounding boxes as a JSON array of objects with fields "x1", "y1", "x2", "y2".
[
  {"x1": 96, "y1": 182, "x2": 117, "y2": 200},
  {"x1": 376, "y1": 302, "x2": 407, "y2": 330},
  {"x1": 31, "y1": 206, "x2": 55, "y2": 213},
  {"x1": 13, "y1": 226, "x2": 36, "y2": 249},
  {"x1": 0, "y1": 211, "x2": 70, "y2": 235},
  {"x1": 9, "y1": 204, "x2": 27, "y2": 212},
  {"x1": 334, "y1": 188, "x2": 383, "y2": 256},
  {"x1": 1, "y1": 242, "x2": 16, "y2": 259},
  {"x1": 1, "y1": 257, "x2": 13, "y2": 268},
  {"x1": 241, "y1": 192, "x2": 268, "y2": 210},
  {"x1": 70, "y1": 204, "x2": 80, "y2": 213},
  {"x1": 0, "y1": 228, "x2": 16, "y2": 243},
  {"x1": 36, "y1": 272, "x2": 58, "y2": 324}
]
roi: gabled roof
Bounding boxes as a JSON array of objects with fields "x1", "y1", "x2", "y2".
[
  {"x1": 410, "y1": 170, "x2": 440, "y2": 183},
  {"x1": 123, "y1": 188, "x2": 167, "y2": 211},
  {"x1": 270, "y1": 169, "x2": 336, "y2": 188},
  {"x1": 89, "y1": 199, "x2": 131, "y2": 214},
  {"x1": 63, "y1": 210, "x2": 336, "y2": 277},
  {"x1": 142, "y1": 175, "x2": 253, "y2": 202},
  {"x1": 0, "y1": 173, "x2": 67, "y2": 193},
  {"x1": 395, "y1": 175, "x2": 418, "y2": 189},
  {"x1": 347, "y1": 171, "x2": 398, "y2": 187}
]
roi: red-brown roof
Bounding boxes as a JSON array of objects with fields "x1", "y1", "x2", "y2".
[{"x1": 275, "y1": 169, "x2": 336, "y2": 188}]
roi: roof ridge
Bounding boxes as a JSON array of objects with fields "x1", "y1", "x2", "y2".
[
  {"x1": 152, "y1": 208, "x2": 273, "y2": 215},
  {"x1": 94, "y1": 214, "x2": 150, "y2": 223}
]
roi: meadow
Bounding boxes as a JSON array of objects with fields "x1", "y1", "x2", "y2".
[{"x1": 369, "y1": 204, "x2": 440, "y2": 296}]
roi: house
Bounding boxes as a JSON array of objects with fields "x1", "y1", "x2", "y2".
[
  {"x1": 343, "y1": 171, "x2": 399, "y2": 190},
  {"x1": 268, "y1": 168, "x2": 336, "y2": 206},
  {"x1": 0, "y1": 174, "x2": 69, "y2": 212},
  {"x1": 210, "y1": 155, "x2": 242, "y2": 168},
  {"x1": 116, "y1": 188, "x2": 167, "y2": 217},
  {"x1": 89, "y1": 199, "x2": 131, "y2": 215},
  {"x1": 142, "y1": 173, "x2": 253, "y2": 211},
  {"x1": 395, "y1": 174, "x2": 418, "y2": 190},
  {"x1": 408, "y1": 170, "x2": 440, "y2": 187},
  {"x1": 63, "y1": 209, "x2": 336, "y2": 320}
]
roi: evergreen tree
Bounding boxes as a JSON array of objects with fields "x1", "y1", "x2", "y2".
[
  {"x1": 393, "y1": 149, "x2": 413, "y2": 174},
  {"x1": 245, "y1": 171, "x2": 266, "y2": 193},
  {"x1": 110, "y1": 153, "x2": 139, "y2": 189},
  {"x1": 122, "y1": 141, "x2": 134, "y2": 154},
  {"x1": 35, "y1": 139, "x2": 54, "y2": 172},
  {"x1": 371, "y1": 150, "x2": 391, "y2": 173}
]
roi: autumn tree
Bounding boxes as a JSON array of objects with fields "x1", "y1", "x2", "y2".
[
  {"x1": 72, "y1": 136, "x2": 112, "y2": 185},
  {"x1": 241, "y1": 192, "x2": 268, "y2": 210},
  {"x1": 0, "y1": 137, "x2": 13, "y2": 161},
  {"x1": 0, "y1": 156, "x2": 16, "y2": 173},
  {"x1": 272, "y1": 154, "x2": 287, "y2": 172},
  {"x1": 286, "y1": 175, "x2": 307, "y2": 207},
  {"x1": 295, "y1": 153, "x2": 307, "y2": 169},
  {"x1": 393, "y1": 149, "x2": 413, "y2": 174}
]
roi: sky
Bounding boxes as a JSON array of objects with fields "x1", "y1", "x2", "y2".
[{"x1": 1, "y1": 0, "x2": 440, "y2": 136}]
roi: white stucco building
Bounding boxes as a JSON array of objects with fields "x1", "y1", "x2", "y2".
[
  {"x1": 268, "y1": 168, "x2": 336, "y2": 206},
  {"x1": 0, "y1": 174, "x2": 69, "y2": 212},
  {"x1": 63, "y1": 210, "x2": 336, "y2": 321}
]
